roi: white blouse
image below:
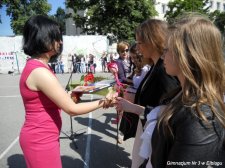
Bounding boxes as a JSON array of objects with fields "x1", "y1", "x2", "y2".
[{"x1": 132, "y1": 65, "x2": 151, "y2": 89}]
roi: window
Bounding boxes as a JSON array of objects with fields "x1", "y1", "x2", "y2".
[
  {"x1": 210, "y1": 1, "x2": 213, "y2": 8},
  {"x1": 217, "y1": 2, "x2": 221, "y2": 10},
  {"x1": 162, "y1": 4, "x2": 166, "y2": 13}
]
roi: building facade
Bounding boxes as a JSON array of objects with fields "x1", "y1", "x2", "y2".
[
  {"x1": 209, "y1": 0, "x2": 225, "y2": 12},
  {"x1": 65, "y1": 8, "x2": 86, "y2": 36}
]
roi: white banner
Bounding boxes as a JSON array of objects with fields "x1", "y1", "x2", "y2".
[
  {"x1": 0, "y1": 52, "x2": 14, "y2": 73},
  {"x1": 0, "y1": 35, "x2": 112, "y2": 74}
]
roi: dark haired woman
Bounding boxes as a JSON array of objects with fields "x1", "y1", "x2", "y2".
[{"x1": 19, "y1": 15, "x2": 109, "y2": 168}]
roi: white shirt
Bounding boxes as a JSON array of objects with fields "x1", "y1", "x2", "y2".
[{"x1": 133, "y1": 65, "x2": 151, "y2": 89}]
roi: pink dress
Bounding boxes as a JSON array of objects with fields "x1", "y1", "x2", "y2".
[{"x1": 19, "y1": 59, "x2": 62, "y2": 168}]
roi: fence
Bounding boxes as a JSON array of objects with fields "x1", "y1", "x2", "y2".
[{"x1": 0, "y1": 35, "x2": 115, "y2": 74}]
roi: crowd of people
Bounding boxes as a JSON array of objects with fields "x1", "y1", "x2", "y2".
[
  {"x1": 49, "y1": 59, "x2": 64, "y2": 74},
  {"x1": 65, "y1": 52, "x2": 119, "y2": 74},
  {"x1": 71, "y1": 53, "x2": 98, "y2": 73},
  {"x1": 100, "y1": 52, "x2": 119, "y2": 72},
  {"x1": 19, "y1": 13, "x2": 225, "y2": 168}
]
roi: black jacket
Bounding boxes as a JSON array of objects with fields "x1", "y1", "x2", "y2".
[
  {"x1": 119, "y1": 58, "x2": 180, "y2": 140},
  {"x1": 151, "y1": 102, "x2": 225, "y2": 167}
]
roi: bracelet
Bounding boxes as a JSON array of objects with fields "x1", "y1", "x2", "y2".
[
  {"x1": 140, "y1": 106, "x2": 154, "y2": 119},
  {"x1": 99, "y1": 98, "x2": 105, "y2": 106},
  {"x1": 139, "y1": 110, "x2": 145, "y2": 119},
  {"x1": 102, "y1": 97, "x2": 113, "y2": 109}
]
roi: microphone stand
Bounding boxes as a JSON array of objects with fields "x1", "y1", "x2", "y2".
[{"x1": 60, "y1": 63, "x2": 85, "y2": 149}]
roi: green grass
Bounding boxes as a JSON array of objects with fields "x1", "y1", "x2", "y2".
[{"x1": 92, "y1": 87, "x2": 109, "y2": 96}]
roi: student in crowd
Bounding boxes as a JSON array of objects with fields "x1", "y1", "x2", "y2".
[
  {"x1": 150, "y1": 14, "x2": 225, "y2": 168},
  {"x1": 115, "y1": 19, "x2": 179, "y2": 168},
  {"x1": 116, "y1": 41, "x2": 133, "y2": 85},
  {"x1": 80, "y1": 55, "x2": 86, "y2": 73},
  {"x1": 71, "y1": 53, "x2": 77, "y2": 73},
  {"x1": 59, "y1": 59, "x2": 64, "y2": 74},
  {"x1": 75, "y1": 55, "x2": 81, "y2": 73},
  {"x1": 19, "y1": 15, "x2": 112, "y2": 168},
  {"x1": 119, "y1": 43, "x2": 152, "y2": 143},
  {"x1": 130, "y1": 43, "x2": 153, "y2": 90},
  {"x1": 87, "y1": 54, "x2": 94, "y2": 72},
  {"x1": 100, "y1": 52, "x2": 107, "y2": 72}
]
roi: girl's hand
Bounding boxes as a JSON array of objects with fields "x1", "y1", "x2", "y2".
[
  {"x1": 115, "y1": 97, "x2": 133, "y2": 112},
  {"x1": 103, "y1": 87, "x2": 118, "y2": 108}
]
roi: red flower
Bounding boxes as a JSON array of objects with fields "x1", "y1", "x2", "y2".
[{"x1": 84, "y1": 72, "x2": 95, "y2": 85}]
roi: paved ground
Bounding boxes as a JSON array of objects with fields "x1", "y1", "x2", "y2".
[{"x1": 0, "y1": 72, "x2": 134, "y2": 168}]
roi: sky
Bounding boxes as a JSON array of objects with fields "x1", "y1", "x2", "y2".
[{"x1": 0, "y1": 0, "x2": 65, "y2": 36}]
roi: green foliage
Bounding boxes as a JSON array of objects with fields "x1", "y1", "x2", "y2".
[
  {"x1": 79, "y1": 74, "x2": 85, "y2": 85},
  {"x1": 0, "y1": 3, "x2": 3, "y2": 23},
  {"x1": 165, "y1": 0, "x2": 210, "y2": 23},
  {"x1": 50, "y1": 7, "x2": 66, "y2": 35},
  {"x1": 66, "y1": 0, "x2": 157, "y2": 43},
  {"x1": 2, "y1": 0, "x2": 51, "y2": 35},
  {"x1": 164, "y1": 0, "x2": 225, "y2": 38},
  {"x1": 213, "y1": 11, "x2": 225, "y2": 35}
]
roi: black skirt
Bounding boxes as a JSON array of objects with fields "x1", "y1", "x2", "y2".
[{"x1": 119, "y1": 112, "x2": 139, "y2": 141}]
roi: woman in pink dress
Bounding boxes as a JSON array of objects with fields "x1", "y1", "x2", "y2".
[{"x1": 19, "y1": 15, "x2": 111, "y2": 168}]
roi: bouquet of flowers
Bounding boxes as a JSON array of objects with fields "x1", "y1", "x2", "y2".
[
  {"x1": 71, "y1": 72, "x2": 95, "y2": 103},
  {"x1": 81, "y1": 72, "x2": 95, "y2": 86}
]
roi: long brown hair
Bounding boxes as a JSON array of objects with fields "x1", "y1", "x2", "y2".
[
  {"x1": 159, "y1": 14, "x2": 225, "y2": 137},
  {"x1": 135, "y1": 19, "x2": 168, "y2": 56}
]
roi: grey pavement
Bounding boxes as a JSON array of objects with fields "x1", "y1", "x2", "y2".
[{"x1": 0, "y1": 72, "x2": 134, "y2": 168}]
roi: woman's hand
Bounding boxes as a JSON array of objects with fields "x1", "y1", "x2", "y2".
[
  {"x1": 116, "y1": 97, "x2": 145, "y2": 115},
  {"x1": 102, "y1": 89, "x2": 118, "y2": 109},
  {"x1": 123, "y1": 91, "x2": 135, "y2": 103},
  {"x1": 116, "y1": 97, "x2": 134, "y2": 112}
]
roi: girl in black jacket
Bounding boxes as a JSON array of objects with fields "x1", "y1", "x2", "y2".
[{"x1": 153, "y1": 14, "x2": 225, "y2": 167}]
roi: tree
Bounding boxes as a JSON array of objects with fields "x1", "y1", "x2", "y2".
[
  {"x1": 51, "y1": 7, "x2": 66, "y2": 35},
  {"x1": 67, "y1": 0, "x2": 157, "y2": 43},
  {"x1": 165, "y1": 0, "x2": 210, "y2": 23},
  {"x1": 0, "y1": 2, "x2": 3, "y2": 23},
  {"x1": 2, "y1": 0, "x2": 51, "y2": 35},
  {"x1": 213, "y1": 11, "x2": 225, "y2": 35}
]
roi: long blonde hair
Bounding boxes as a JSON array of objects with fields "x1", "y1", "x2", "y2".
[{"x1": 159, "y1": 14, "x2": 225, "y2": 136}]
